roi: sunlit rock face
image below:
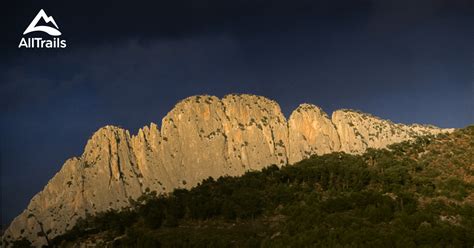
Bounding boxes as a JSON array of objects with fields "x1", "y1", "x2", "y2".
[
  {"x1": 2, "y1": 94, "x2": 453, "y2": 247},
  {"x1": 288, "y1": 104, "x2": 341, "y2": 164},
  {"x1": 331, "y1": 109, "x2": 453, "y2": 154}
]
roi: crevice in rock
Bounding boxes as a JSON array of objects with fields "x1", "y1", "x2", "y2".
[
  {"x1": 115, "y1": 134, "x2": 128, "y2": 199},
  {"x1": 125, "y1": 135, "x2": 144, "y2": 194},
  {"x1": 107, "y1": 143, "x2": 113, "y2": 187}
]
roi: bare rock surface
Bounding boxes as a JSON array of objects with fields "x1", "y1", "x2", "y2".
[
  {"x1": 331, "y1": 109, "x2": 453, "y2": 154},
  {"x1": 2, "y1": 94, "x2": 453, "y2": 247},
  {"x1": 288, "y1": 104, "x2": 341, "y2": 164}
]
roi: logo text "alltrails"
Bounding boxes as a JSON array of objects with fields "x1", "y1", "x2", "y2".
[
  {"x1": 19, "y1": 9, "x2": 67, "y2": 49},
  {"x1": 19, "y1": 37, "x2": 66, "y2": 48}
]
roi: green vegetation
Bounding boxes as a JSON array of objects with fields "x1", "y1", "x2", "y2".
[{"x1": 46, "y1": 126, "x2": 474, "y2": 247}]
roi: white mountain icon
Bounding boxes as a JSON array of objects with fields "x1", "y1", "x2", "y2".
[{"x1": 23, "y1": 9, "x2": 62, "y2": 36}]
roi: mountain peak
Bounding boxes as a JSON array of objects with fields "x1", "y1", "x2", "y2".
[{"x1": 2, "y1": 94, "x2": 453, "y2": 247}]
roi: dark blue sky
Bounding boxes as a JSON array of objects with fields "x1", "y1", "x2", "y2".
[{"x1": 1, "y1": 0, "x2": 473, "y2": 227}]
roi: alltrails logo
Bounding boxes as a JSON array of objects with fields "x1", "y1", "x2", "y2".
[{"x1": 18, "y1": 9, "x2": 67, "y2": 48}]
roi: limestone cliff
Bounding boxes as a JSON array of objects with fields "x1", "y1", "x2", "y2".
[
  {"x1": 2, "y1": 94, "x2": 453, "y2": 247},
  {"x1": 288, "y1": 104, "x2": 341, "y2": 164},
  {"x1": 331, "y1": 109, "x2": 452, "y2": 153}
]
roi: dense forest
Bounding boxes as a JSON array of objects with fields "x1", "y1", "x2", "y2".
[{"x1": 14, "y1": 126, "x2": 474, "y2": 247}]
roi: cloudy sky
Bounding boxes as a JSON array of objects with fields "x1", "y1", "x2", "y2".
[{"x1": 1, "y1": 0, "x2": 473, "y2": 227}]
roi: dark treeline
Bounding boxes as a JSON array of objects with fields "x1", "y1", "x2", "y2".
[{"x1": 12, "y1": 126, "x2": 474, "y2": 247}]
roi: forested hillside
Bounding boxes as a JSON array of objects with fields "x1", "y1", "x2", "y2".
[{"x1": 12, "y1": 126, "x2": 473, "y2": 247}]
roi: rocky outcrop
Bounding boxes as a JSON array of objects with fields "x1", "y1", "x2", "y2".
[
  {"x1": 2, "y1": 94, "x2": 453, "y2": 247},
  {"x1": 331, "y1": 109, "x2": 453, "y2": 154},
  {"x1": 288, "y1": 104, "x2": 341, "y2": 164}
]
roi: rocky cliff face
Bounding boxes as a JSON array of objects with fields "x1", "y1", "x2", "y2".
[
  {"x1": 2, "y1": 94, "x2": 453, "y2": 247},
  {"x1": 288, "y1": 104, "x2": 341, "y2": 164},
  {"x1": 331, "y1": 109, "x2": 450, "y2": 153}
]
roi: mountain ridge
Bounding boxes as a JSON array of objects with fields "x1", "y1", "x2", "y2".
[
  {"x1": 45, "y1": 126, "x2": 474, "y2": 247},
  {"x1": 2, "y1": 94, "x2": 453, "y2": 247}
]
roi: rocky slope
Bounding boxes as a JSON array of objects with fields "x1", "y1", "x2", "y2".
[{"x1": 2, "y1": 94, "x2": 453, "y2": 247}]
